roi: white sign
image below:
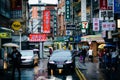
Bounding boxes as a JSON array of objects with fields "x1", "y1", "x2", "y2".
[
  {"x1": 93, "y1": 18, "x2": 99, "y2": 31},
  {"x1": 81, "y1": 0, "x2": 86, "y2": 21},
  {"x1": 102, "y1": 22, "x2": 116, "y2": 31}
]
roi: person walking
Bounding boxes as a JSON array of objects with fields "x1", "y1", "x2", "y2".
[
  {"x1": 81, "y1": 48, "x2": 87, "y2": 63},
  {"x1": 111, "y1": 48, "x2": 118, "y2": 71},
  {"x1": 88, "y1": 47, "x2": 93, "y2": 62},
  {"x1": 103, "y1": 48, "x2": 111, "y2": 70},
  {"x1": 11, "y1": 47, "x2": 22, "y2": 79},
  {"x1": 49, "y1": 47, "x2": 53, "y2": 55}
]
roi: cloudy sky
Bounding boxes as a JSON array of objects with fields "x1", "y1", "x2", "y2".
[{"x1": 29, "y1": 0, "x2": 58, "y2": 4}]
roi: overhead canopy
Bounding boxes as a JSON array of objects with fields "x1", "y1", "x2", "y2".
[
  {"x1": 81, "y1": 34, "x2": 105, "y2": 43},
  {"x1": 0, "y1": 27, "x2": 14, "y2": 32}
]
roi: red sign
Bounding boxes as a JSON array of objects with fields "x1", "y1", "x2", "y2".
[
  {"x1": 11, "y1": 0, "x2": 22, "y2": 10},
  {"x1": 29, "y1": 33, "x2": 47, "y2": 42},
  {"x1": 43, "y1": 10, "x2": 51, "y2": 33},
  {"x1": 100, "y1": 0, "x2": 108, "y2": 10}
]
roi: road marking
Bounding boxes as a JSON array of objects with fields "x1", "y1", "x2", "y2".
[{"x1": 75, "y1": 67, "x2": 87, "y2": 80}]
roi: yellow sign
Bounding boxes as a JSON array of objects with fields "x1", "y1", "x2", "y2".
[
  {"x1": 0, "y1": 32, "x2": 11, "y2": 38},
  {"x1": 12, "y1": 21, "x2": 21, "y2": 31}
]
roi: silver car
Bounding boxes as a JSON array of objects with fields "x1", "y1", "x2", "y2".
[
  {"x1": 20, "y1": 50, "x2": 38, "y2": 66},
  {"x1": 47, "y1": 49, "x2": 75, "y2": 75}
]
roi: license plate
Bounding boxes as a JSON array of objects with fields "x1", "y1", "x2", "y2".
[{"x1": 57, "y1": 64, "x2": 63, "y2": 68}]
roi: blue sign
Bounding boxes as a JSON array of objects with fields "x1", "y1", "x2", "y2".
[
  {"x1": 114, "y1": 0, "x2": 120, "y2": 13},
  {"x1": 74, "y1": 35, "x2": 81, "y2": 42}
]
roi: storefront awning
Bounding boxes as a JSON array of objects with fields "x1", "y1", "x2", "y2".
[{"x1": 81, "y1": 34, "x2": 105, "y2": 43}]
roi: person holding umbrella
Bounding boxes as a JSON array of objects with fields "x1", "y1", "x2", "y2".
[{"x1": 11, "y1": 47, "x2": 22, "y2": 79}]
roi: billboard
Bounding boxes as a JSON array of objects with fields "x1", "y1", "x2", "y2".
[{"x1": 43, "y1": 10, "x2": 51, "y2": 33}]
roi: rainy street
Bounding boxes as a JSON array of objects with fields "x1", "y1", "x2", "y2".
[{"x1": 0, "y1": 58, "x2": 79, "y2": 80}]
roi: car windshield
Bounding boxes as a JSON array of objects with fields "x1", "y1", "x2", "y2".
[
  {"x1": 21, "y1": 50, "x2": 33, "y2": 56},
  {"x1": 51, "y1": 50, "x2": 72, "y2": 57}
]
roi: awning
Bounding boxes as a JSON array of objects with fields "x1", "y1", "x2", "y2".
[
  {"x1": 0, "y1": 27, "x2": 14, "y2": 32},
  {"x1": 81, "y1": 34, "x2": 105, "y2": 43}
]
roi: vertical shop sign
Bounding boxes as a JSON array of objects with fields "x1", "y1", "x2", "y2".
[
  {"x1": 114, "y1": 0, "x2": 120, "y2": 13},
  {"x1": 43, "y1": 10, "x2": 50, "y2": 33},
  {"x1": 100, "y1": 0, "x2": 108, "y2": 10},
  {"x1": 32, "y1": 7, "x2": 38, "y2": 19},
  {"x1": 65, "y1": 0, "x2": 70, "y2": 20},
  {"x1": 93, "y1": 18, "x2": 99, "y2": 31},
  {"x1": 81, "y1": 0, "x2": 86, "y2": 21}
]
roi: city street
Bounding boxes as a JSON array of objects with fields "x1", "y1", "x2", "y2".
[{"x1": 0, "y1": 56, "x2": 120, "y2": 80}]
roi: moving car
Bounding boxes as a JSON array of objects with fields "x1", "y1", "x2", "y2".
[
  {"x1": 47, "y1": 49, "x2": 75, "y2": 75},
  {"x1": 20, "y1": 50, "x2": 38, "y2": 66}
]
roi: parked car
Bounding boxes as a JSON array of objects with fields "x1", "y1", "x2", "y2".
[
  {"x1": 47, "y1": 49, "x2": 75, "y2": 75},
  {"x1": 20, "y1": 50, "x2": 38, "y2": 66}
]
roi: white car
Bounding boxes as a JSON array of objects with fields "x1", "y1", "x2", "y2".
[{"x1": 20, "y1": 50, "x2": 38, "y2": 66}]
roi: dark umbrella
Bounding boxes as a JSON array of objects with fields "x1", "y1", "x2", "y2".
[{"x1": 104, "y1": 44, "x2": 116, "y2": 48}]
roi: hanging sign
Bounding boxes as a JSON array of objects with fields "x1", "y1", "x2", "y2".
[
  {"x1": 11, "y1": 21, "x2": 21, "y2": 31},
  {"x1": 82, "y1": 21, "x2": 88, "y2": 29}
]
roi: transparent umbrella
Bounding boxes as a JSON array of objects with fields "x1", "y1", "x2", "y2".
[{"x1": 3, "y1": 43, "x2": 19, "y2": 48}]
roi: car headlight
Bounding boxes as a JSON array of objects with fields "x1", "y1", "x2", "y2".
[
  {"x1": 49, "y1": 60, "x2": 55, "y2": 64},
  {"x1": 65, "y1": 60, "x2": 73, "y2": 64}
]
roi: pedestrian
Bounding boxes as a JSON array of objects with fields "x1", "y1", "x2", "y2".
[
  {"x1": 11, "y1": 47, "x2": 22, "y2": 79},
  {"x1": 111, "y1": 48, "x2": 118, "y2": 71},
  {"x1": 103, "y1": 48, "x2": 111, "y2": 70},
  {"x1": 88, "y1": 47, "x2": 93, "y2": 62},
  {"x1": 49, "y1": 47, "x2": 53, "y2": 55},
  {"x1": 81, "y1": 48, "x2": 87, "y2": 63}
]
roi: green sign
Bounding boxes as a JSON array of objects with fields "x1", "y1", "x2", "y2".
[{"x1": 65, "y1": 0, "x2": 70, "y2": 20}]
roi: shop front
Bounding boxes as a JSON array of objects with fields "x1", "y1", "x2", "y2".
[
  {"x1": 0, "y1": 28, "x2": 13, "y2": 70},
  {"x1": 81, "y1": 34, "x2": 105, "y2": 56}
]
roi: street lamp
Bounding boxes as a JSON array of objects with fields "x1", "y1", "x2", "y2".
[{"x1": 19, "y1": 29, "x2": 22, "y2": 51}]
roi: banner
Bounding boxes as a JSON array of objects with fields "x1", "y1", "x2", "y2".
[
  {"x1": 93, "y1": 18, "x2": 99, "y2": 31},
  {"x1": 43, "y1": 10, "x2": 50, "y2": 33}
]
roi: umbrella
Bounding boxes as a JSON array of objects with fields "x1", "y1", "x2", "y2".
[
  {"x1": 104, "y1": 44, "x2": 115, "y2": 48},
  {"x1": 98, "y1": 44, "x2": 105, "y2": 49},
  {"x1": 98, "y1": 43, "x2": 115, "y2": 49},
  {"x1": 3, "y1": 43, "x2": 19, "y2": 48}
]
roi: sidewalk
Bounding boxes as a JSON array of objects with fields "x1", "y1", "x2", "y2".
[{"x1": 77, "y1": 56, "x2": 120, "y2": 80}]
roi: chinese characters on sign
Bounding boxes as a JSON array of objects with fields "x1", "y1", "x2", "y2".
[
  {"x1": 29, "y1": 33, "x2": 47, "y2": 42},
  {"x1": 93, "y1": 18, "x2": 99, "y2": 31},
  {"x1": 102, "y1": 22, "x2": 116, "y2": 31},
  {"x1": 100, "y1": 0, "x2": 108, "y2": 10},
  {"x1": 43, "y1": 10, "x2": 50, "y2": 33},
  {"x1": 65, "y1": 0, "x2": 70, "y2": 20}
]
